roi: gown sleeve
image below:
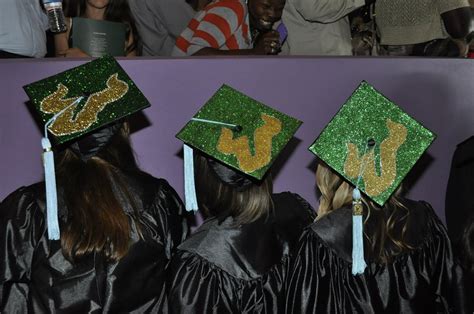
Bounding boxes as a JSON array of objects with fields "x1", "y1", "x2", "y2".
[
  {"x1": 422, "y1": 202, "x2": 468, "y2": 313},
  {"x1": 0, "y1": 186, "x2": 46, "y2": 312},
  {"x1": 150, "y1": 180, "x2": 189, "y2": 260}
]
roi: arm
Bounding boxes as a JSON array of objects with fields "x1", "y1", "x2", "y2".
[
  {"x1": 0, "y1": 188, "x2": 44, "y2": 312},
  {"x1": 152, "y1": 180, "x2": 188, "y2": 258},
  {"x1": 441, "y1": 7, "x2": 472, "y2": 39},
  {"x1": 192, "y1": 31, "x2": 281, "y2": 55},
  {"x1": 292, "y1": 0, "x2": 366, "y2": 23},
  {"x1": 54, "y1": 18, "x2": 90, "y2": 57},
  {"x1": 54, "y1": 24, "x2": 70, "y2": 57}
]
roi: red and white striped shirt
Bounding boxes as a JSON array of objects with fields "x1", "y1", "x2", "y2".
[{"x1": 172, "y1": 0, "x2": 251, "y2": 56}]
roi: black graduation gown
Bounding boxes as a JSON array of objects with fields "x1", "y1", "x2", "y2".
[
  {"x1": 0, "y1": 173, "x2": 188, "y2": 313},
  {"x1": 286, "y1": 199, "x2": 463, "y2": 314},
  {"x1": 446, "y1": 135, "x2": 474, "y2": 246},
  {"x1": 167, "y1": 192, "x2": 315, "y2": 314},
  {"x1": 445, "y1": 136, "x2": 474, "y2": 313}
]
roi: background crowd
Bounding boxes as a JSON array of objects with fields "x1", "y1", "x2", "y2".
[{"x1": 0, "y1": 0, "x2": 473, "y2": 59}]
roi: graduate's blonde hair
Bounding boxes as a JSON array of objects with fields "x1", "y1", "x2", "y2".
[{"x1": 316, "y1": 162, "x2": 414, "y2": 263}]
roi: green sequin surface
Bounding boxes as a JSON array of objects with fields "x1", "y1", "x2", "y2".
[
  {"x1": 309, "y1": 81, "x2": 436, "y2": 206},
  {"x1": 177, "y1": 85, "x2": 302, "y2": 180},
  {"x1": 23, "y1": 56, "x2": 150, "y2": 144}
]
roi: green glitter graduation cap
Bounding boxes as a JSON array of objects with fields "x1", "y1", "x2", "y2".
[
  {"x1": 176, "y1": 84, "x2": 302, "y2": 211},
  {"x1": 177, "y1": 84, "x2": 302, "y2": 179},
  {"x1": 309, "y1": 81, "x2": 436, "y2": 206},
  {"x1": 24, "y1": 55, "x2": 150, "y2": 145},
  {"x1": 22, "y1": 56, "x2": 150, "y2": 241},
  {"x1": 309, "y1": 81, "x2": 436, "y2": 276}
]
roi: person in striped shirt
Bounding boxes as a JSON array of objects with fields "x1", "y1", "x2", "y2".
[{"x1": 172, "y1": 0, "x2": 285, "y2": 56}]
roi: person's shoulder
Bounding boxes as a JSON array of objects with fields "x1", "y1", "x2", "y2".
[
  {"x1": 401, "y1": 198, "x2": 439, "y2": 224},
  {"x1": 177, "y1": 218, "x2": 220, "y2": 252},
  {"x1": 272, "y1": 192, "x2": 315, "y2": 222},
  {"x1": 124, "y1": 171, "x2": 183, "y2": 213},
  {"x1": 308, "y1": 206, "x2": 353, "y2": 261},
  {"x1": 0, "y1": 183, "x2": 45, "y2": 220},
  {"x1": 271, "y1": 192, "x2": 316, "y2": 251},
  {"x1": 127, "y1": 171, "x2": 175, "y2": 196},
  {"x1": 452, "y1": 135, "x2": 474, "y2": 166}
]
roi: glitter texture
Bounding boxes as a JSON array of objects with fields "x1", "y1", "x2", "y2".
[
  {"x1": 309, "y1": 81, "x2": 436, "y2": 206},
  {"x1": 24, "y1": 56, "x2": 150, "y2": 144},
  {"x1": 217, "y1": 114, "x2": 282, "y2": 173},
  {"x1": 176, "y1": 85, "x2": 302, "y2": 180}
]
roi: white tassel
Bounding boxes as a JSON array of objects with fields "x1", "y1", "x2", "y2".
[
  {"x1": 184, "y1": 144, "x2": 198, "y2": 212},
  {"x1": 352, "y1": 188, "x2": 366, "y2": 275},
  {"x1": 42, "y1": 137, "x2": 60, "y2": 240}
]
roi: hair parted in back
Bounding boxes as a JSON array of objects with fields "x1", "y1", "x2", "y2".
[
  {"x1": 194, "y1": 153, "x2": 273, "y2": 225},
  {"x1": 316, "y1": 162, "x2": 413, "y2": 263},
  {"x1": 56, "y1": 123, "x2": 141, "y2": 262}
]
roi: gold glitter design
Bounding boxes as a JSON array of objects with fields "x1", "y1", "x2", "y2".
[
  {"x1": 217, "y1": 114, "x2": 282, "y2": 173},
  {"x1": 344, "y1": 119, "x2": 408, "y2": 197},
  {"x1": 40, "y1": 73, "x2": 129, "y2": 136}
]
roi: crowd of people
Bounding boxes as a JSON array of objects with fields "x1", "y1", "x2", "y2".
[{"x1": 0, "y1": 0, "x2": 473, "y2": 58}]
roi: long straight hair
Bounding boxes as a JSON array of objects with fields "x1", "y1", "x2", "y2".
[
  {"x1": 316, "y1": 163, "x2": 413, "y2": 263},
  {"x1": 194, "y1": 153, "x2": 273, "y2": 225},
  {"x1": 56, "y1": 124, "x2": 141, "y2": 262},
  {"x1": 63, "y1": 0, "x2": 139, "y2": 53}
]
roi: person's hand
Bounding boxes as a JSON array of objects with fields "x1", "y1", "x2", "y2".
[
  {"x1": 64, "y1": 48, "x2": 90, "y2": 58},
  {"x1": 253, "y1": 31, "x2": 281, "y2": 55}
]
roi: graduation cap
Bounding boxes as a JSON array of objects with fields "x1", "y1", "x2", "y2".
[
  {"x1": 308, "y1": 81, "x2": 436, "y2": 275},
  {"x1": 23, "y1": 55, "x2": 150, "y2": 240},
  {"x1": 176, "y1": 84, "x2": 302, "y2": 211}
]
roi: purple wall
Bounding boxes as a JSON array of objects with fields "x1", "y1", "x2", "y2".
[{"x1": 1, "y1": 57, "x2": 473, "y2": 223}]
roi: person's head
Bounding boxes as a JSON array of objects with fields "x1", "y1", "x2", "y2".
[
  {"x1": 248, "y1": 0, "x2": 286, "y2": 31},
  {"x1": 56, "y1": 122, "x2": 141, "y2": 262},
  {"x1": 316, "y1": 162, "x2": 413, "y2": 263},
  {"x1": 194, "y1": 152, "x2": 273, "y2": 225}
]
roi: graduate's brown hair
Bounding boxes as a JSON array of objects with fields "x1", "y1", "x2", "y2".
[
  {"x1": 316, "y1": 162, "x2": 413, "y2": 263},
  {"x1": 56, "y1": 123, "x2": 140, "y2": 262},
  {"x1": 194, "y1": 153, "x2": 273, "y2": 225}
]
